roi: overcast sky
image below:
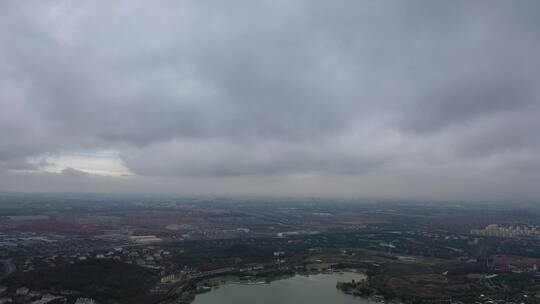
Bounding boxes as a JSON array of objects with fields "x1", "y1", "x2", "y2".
[{"x1": 1, "y1": 1, "x2": 539, "y2": 201}]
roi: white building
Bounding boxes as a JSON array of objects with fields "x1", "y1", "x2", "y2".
[{"x1": 74, "y1": 298, "x2": 96, "y2": 304}]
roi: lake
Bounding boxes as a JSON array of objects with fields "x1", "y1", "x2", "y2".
[{"x1": 192, "y1": 273, "x2": 374, "y2": 304}]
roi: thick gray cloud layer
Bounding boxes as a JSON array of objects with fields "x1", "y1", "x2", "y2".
[{"x1": 1, "y1": 1, "x2": 539, "y2": 200}]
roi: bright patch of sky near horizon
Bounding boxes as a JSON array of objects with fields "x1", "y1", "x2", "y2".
[{"x1": 34, "y1": 151, "x2": 131, "y2": 177}]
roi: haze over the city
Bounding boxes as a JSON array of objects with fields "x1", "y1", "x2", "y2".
[{"x1": 1, "y1": 0, "x2": 539, "y2": 201}]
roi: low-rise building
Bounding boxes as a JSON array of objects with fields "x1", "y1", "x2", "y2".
[{"x1": 74, "y1": 298, "x2": 96, "y2": 304}]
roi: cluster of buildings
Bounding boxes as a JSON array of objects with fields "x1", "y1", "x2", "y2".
[
  {"x1": 15, "y1": 244, "x2": 176, "y2": 282},
  {"x1": 0, "y1": 286, "x2": 95, "y2": 304},
  {"x1": 471, "y1": 224, "x2": 540, "y2": 238},
  {"x1": 74, "y1": 298, "x2": 96, "y2": 304}
]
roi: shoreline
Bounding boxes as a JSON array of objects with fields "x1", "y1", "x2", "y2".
[{"x1": 185, "y1": 270, "x2": 378, "y2": 304}]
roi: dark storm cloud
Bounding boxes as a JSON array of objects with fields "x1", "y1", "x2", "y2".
[
  {"x1": 405, "y1": 74, "x2": 537, "y2": 134},
  {"x1": 1, "y1": 0, "x2": 539, "y2": 200}
]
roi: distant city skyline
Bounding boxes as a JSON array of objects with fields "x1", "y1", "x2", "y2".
[{"x1": 1, "y1": 1, "x2": 539, "y2": 201}]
